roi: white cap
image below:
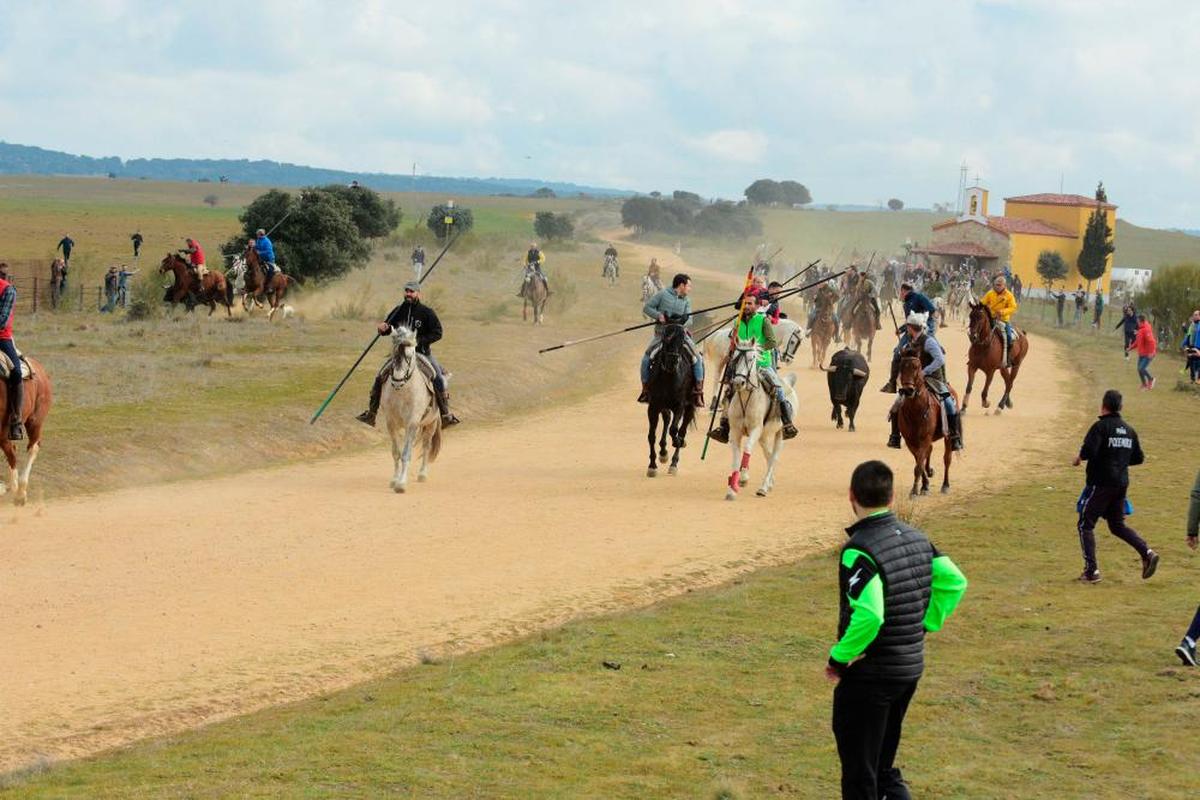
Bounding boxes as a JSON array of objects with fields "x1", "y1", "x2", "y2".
[{"x1": 905, "y1": 311, "x2": 929, "y2": 328}]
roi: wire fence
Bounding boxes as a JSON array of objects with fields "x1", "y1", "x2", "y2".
[{"x1": 1, "y1": 259, "x2": 110, "y2": 313}]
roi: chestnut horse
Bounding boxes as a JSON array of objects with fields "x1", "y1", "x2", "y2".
[
  {"x1": 242, "y1": 242, "x2": 298, "y2": 320},
  {"x1": 0, "y1": 357, "x2": 52, "y2": 505},
  {"x1": 810, "y1": 305, "x2": 836, "y2": 368},
  {"x1": 847, "y1": 296, "x2": 878, "y2": 361},
  {"x1": 963, "y1": 302, "x2": 1028, "y2": 414},
  {"x1": 158, "y1": 253, "x2": 232, "y2": 316},
  {"x1": 896, "y1": 348, "x2": 955, "y2": 497}
]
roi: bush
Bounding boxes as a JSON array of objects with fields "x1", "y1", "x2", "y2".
[
  {"x1": 317, "y1": 184, "x2": 401, "y2": 238},
  {"x1": 427, "y1": 204, "x2": 474, "y2": 240},
  {"x1": 533, "y1": 211, "x2": 575, "y2": 241},
  {"x1": 1036, "y1": 250, "x2": 1069, "y2": 289},
  {"x1": 1136, "y1": 263, "x2": 1200, "y2": 336},
  {"x1": 887, "y1": 198, "x2": 904, "y2": 211},
  {"x1": 621, "y1": 196, "x2": 759, "y2": 238},
  {"x1": 744, "y1": 179, "x2": 811, "y2": 206}
]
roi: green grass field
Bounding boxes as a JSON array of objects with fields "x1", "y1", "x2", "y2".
[{"x1": 4, "y1": 307, "x2": 1196, "y2": 798}]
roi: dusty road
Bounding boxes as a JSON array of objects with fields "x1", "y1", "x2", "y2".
[{"x1": 0, "y1": 242, "x2": 1071, "y2": 771}]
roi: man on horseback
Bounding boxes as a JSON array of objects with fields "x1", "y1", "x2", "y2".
[
  {"x1": 808, "y1": 282, "x2": 841, "y2": 341},
  {"x1": 880, "y1": 283, "x2": 938, "y2": 393},
  {"x1": 980, "y1": 275, "x2": 1019, "y2": 368},
  {"x1": 604, "y1": 243, "x2": 619, "y2": 276},
  {"x1": 0, "y1": 263, "x2": 26, "y2": 440},
  {"x1": 357, "y1": 281, "x2": 460, "y2": 429},
  {"x1": 254, "y1": 229, "x2": 278, "y2": 283},
  {"x1": 851, "y1": 271, "x2": 883, "y2": 331},
  {"x1": 182, "y1": 238, "x2": 208, "y2": 284},
  {"x1": 639, "y1": 273, "x2": 705, "y2": 408},
  {"x1": 647, "y1": 257, "x2": 663, "y2": 290},
  {"x1": 518, "y1": 241, "x2": 549, "y2": 296},
  {"x1": 708, "y1": 294, "x2": 798, "y2": 444},
  {"x1": 887, "y1": 312, "x2": 963, "y2": 452}
]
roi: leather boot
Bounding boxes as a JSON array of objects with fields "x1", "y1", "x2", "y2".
[
  {"x1": 780, "y1": 400, "x2": 798, "y2": 440},
  {"x1": 949, "y1": 412, "x2": 964, "y2": 451},
  {"x1": 692, "y1": 386, "x2": 705, "y2": 409},
  {"x1": 637, "y1": 381, "x2": 650, "y2": 403},
  {"x1": 880, "y1": 356, "x2": 900, "y2": 393},
  {"x1": 437, "y1": 391, "x2": 460, "y2": 426},
  {"x1": 7, "y1": 374, "x2": 24, "y2": 441},
  {"x1": 356, "y1": 371, "x2": 384, "y2": 427},
  {"x1": 887, "y1": 412, "x2": 901, "y2": 449},
  {"x1": 707, "y1": 418, "x2": 731, "y2": 444}
]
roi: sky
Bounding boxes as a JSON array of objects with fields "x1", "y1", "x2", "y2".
[{"x1": 0, "y1": 0, "x2": 1197, "y2": 227}]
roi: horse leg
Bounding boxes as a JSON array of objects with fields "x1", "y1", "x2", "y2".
[
  {"x1": 658, "y1": 408, "x2": 671, "y2": 461},
  {"x1": 963, "y1": 363, "x2": 976, "y2": 414},
  {"x1": 740, "y1": 427, "x2": 760, "y2": 487},
  {"x1": 909, "y1": 446, "x2": 922, "y2": 498},
  {"x1": 647, "y1": 406, "x2": 659, "y2": 477},
  {"x1": 417, "y1": 427, "x2": 432, "y2": 482},
  {"x1": 15, "y1": 431, "x2": 40, "y2": 506},
  {"x1": 522, "y1": 296, "x2": 529, "y2": 322},
  {"x1": 668, "y1": 411, "x2": 682, "y2": 476},
  {"x1": 725, "y1": 435, "x2": 744, "y2": 501},
  {"x1": 394, "y1": 426, "x2": 416, "y2": 493},
  {"x1": 941, "y1": 439, "x2": 952, "y2": 494},
  {"x1": 981, "y1": 369, "x2": 995, "y2": 410},
  {"x1": 1002, "y1": 356, "x2": 1023, "y2": 409},
  {"x1": 0, "y1": 441, "x2": 15, "y2": 500},
  {"x1": 756, "y1": 430, "x2": 783, "y2": 497},
  {"x1": 921, "y1": 446, "x2": 932, "y2": 495}
]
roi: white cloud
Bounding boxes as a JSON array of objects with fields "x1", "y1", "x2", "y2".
[{"x1": 687, "y1": 130, "x2": 768, "y2": 164}]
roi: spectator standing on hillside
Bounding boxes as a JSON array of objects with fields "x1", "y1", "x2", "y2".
[
  {"x1": 1115, "y1": 305, "x2": 1139, "y2": 359},
  {"x1": 131, "y1": 231, "x2": 143, "y2": 259},
  {"x1": 1072, "y1": 389, "x2": 1158, "y2": 583},
  {"x1": 1128, "y1": 315, "x2": 1157, "y2": 389},
  {"x1": 826, "y1": 460, "x2": 967, "y2": 800},
  {"x1": 1050, "y1": 289, "x2": 1067, "y2": 327},
  {"x1": 1174, "y1": 469, "x2": 1200, "y2": 666},
  {"x1": 1092, "y1": 291, "x2": 1105, "y2": 332},
  {"x1": 101, "y1": 266, "x2": 119, "y2": 312},
  {"x1": 410, "y1": 244, "x2": 425, "y2": 281},
  {"x1": 117, "y1": 265, "x2": 139, "y2": 308},
  {"x1": 57, "y1": 234, "x2": 75, "y2": 266},
  {"x1": 1073, "y1": 284, "x2": 1086, "y2": 325},
  {"x1": 1181, "y1": 310, "x2": 1200, "y2": 384}
]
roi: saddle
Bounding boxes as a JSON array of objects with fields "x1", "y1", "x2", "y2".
[{"x1": 0, "y1": 351, "x2": 34, "y2": 381}]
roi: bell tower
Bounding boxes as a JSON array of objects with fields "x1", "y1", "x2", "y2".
[{"x1": 958, "y1": 185, "x2": 989, "y2": 224}]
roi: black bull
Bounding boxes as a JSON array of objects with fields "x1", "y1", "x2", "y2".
[{"x1": 824, "y1": 347, "x2": 869, "y2": 431}]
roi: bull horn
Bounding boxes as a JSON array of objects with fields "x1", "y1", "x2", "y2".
[{"x1": 852, "y1": 368, "x2": 868, "y2": 378}]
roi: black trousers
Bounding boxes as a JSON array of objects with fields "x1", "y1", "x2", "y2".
[
  {"x1": 832, "y1": 677, "x2": 919, "y2": 800},
  {"x1": 1077, "y1": 484, "x2": 1148, "y2": 575}
]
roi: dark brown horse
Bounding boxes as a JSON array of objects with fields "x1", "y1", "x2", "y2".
[
  {"x1": 810, "y1": 288, "x2": 838, "y2": 368},
  {"x1": 847, "y1": 295, "x2": 878, "y2": 361},
  {"x1": 0, "y1": 356, "x2": 52, "y2": 505},
  {"x1": 158, "y1": 253, "x2": 232, "y2": 316},
  {"x1": 896, "y1": 348, "x2": 955, "y2": 496},
  {"x1": 242, "y1": 242, "x2": 298, "y2": 320},
  {"x1": 963, "y1": 303, "x2": 1028, "y2": 414}
]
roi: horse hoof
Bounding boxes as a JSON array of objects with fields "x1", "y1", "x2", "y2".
[
  {"x1": 417, "y1": 474, "x2": 428, "y2": 483},
  {"x1": 725, "y1": 491, "x2": 737, "y2": 501},
  {"x1": 668, "y1": 466, "x2": 678, "y2": 476},
  {"x1": 994, "y1": 408, "x2": 1002, "y2": 416},
  {"x1": 941, "y1": 486, "x2": 950, "y2": 495},
  {"x1": 920, "y1": 488, "x2": 929, "y2": 496},
  {"x1": 739, "y1": 477, "x2": 749, "y2": 488},
  {"x1": 13, "y1": 495, "x2": 25, "y2": 507},
  {"x1": 836, "y1": 421, "x2": 844, "y2": 429},
  {"x1": 849, "y1": 424, "x2": 856, "y2": 432},
  {"x1": 755, "y1": 489, "x2": 768, "y2": 497},
  {"x1": 393, "y1": 484, "x2": 406, "y2": 494},
  {"x1": 646, "y1": 468, "x2": 657, "y2": 478},
  {"x1": 909, "y1": 490, "x2": 918, "y2": 498}
]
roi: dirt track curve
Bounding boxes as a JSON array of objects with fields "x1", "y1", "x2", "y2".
[{"x1": 1, "y1": 240, "x2": 1071, "y2": 771}]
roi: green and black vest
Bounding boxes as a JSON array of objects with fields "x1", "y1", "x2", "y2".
[{"x1": 838, "y1": 512, "x2": 934, "y2": 682}]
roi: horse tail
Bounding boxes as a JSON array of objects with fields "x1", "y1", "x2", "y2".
[
  {"x1": 289, "y1": 274, "x2": 306, "y2": 287},
  {"x1": 428, "y1": 420, "x2": 443, "y2": 463},
  {"x1": 225, "y1": 277, "x2": 234, "y2": 306}
]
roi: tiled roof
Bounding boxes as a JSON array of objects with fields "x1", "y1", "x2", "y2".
[
  {"x1": 912, "y1": 242, "x2": 999, "y2": 258},
  {"x1": 986, "y1": 216, "x2": 1077, "y2": 238},
  {"x1": 1005, "y1": 193, "x2": 1117, "y2": 210}
]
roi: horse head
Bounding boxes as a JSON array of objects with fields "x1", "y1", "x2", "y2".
[
  {"x1": 390, "y1": 325, "x2": 418, "y2": 359},
  {"x1": 967, "y1": 302, "x2": 992, "y2": 344},
  {"x1": 897, "y1": 348, "x2": 925, "y2": 398},
  {"x1": 728, "y1": 337, "x2": 762, "y2": 391}
]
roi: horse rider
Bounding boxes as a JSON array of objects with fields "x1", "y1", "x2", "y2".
[
  {"x1": 604, "y1": 243, "x2": 619, "y2": 276},
  {"x1": 807, "y1": 282, "x2": 841, "y2": 341},
  {"x1": 182, "y1": 238, "x2": 208, "y2": 284},
  {"x1": 980, "y1": 275, "x2": 1019, "y2": 368},
  {"x1": 647, "y1": 257, "x2": 662, "y2": 289},
  {"x1": 0, "y1": 263, "x2": 25, "y2": 439},
  {"x1": 852, "y1": 270, "x2": 883, "y2": 331},
  {"x1": 887, "y1": 311, "x2": 963, "y2": 452},
  {"x1": 254, "y1": 229, "x2": 278, "y2": 283},
  {"x1": 708, "y1": 290, "x2": 798, "y2": 444},
  {"x1": 639, "y1": 273, "x2": 705, "y2": 408},
  {"x1": 766, "y1": 281, "x2": 787, "y2": 322},
  {"x1": 880, "y1": 283, "x2": 939, "y2": 393},
  {"x1": 518, "y1": 241, "x2": 549, "y2": 296},
  {"x1": 357, "y1": 281, "x2": 460, "y2": 429}
]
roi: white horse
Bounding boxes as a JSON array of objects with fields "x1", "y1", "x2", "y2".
[
  {"x1": 641, "y1": 275, "x2": 661, "y2": 303},
  {"x1": 722, "y1": 337, "x2": 798, "y2": 500},
  {"x1": 381, "y1": 326, "x2": 443, "y2": 493},
  {"x1": 702, "y1": 317, "x2": 805, "y2": 400}
]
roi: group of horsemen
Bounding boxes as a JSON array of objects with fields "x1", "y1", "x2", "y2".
[
  {"x1": 636, "y1": 262, "x2": 1021, "y2": 453},
  {"x1": 174, "y1": 229, "x2": 281, "y2": 292}
]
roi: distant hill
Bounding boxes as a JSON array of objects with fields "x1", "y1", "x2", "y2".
[{"x1": 0, "y1": 141, "x2": 632, "y2": 198}]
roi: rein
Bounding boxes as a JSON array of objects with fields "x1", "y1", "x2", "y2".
[{"x1": 389, "y1": 347, "x2": 417, "y2": 386}]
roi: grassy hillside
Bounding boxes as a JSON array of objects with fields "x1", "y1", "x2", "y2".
[{"x1": 6, "y1": 311, "x2": 1196, "y2": 798}]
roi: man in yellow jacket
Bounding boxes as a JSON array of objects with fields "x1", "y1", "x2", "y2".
[{"x1": 980, "y1": 275, "x2": 1018, "y2": 367}]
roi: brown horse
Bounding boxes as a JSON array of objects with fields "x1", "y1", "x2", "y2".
[
  {"x1": 847, "y1": 295, "x2": 878, "y2": 361},
  {"x1": 810, "y1": 290, "x2": 837, "y2": 369},
  {"x1": 242, "y1": 242, "x2": 297, "y2": 320},
  {"x1": 963, "y1": 303, "x2": 1028, "y2": 414},
  {"x1": 896, "y1": 348, "x2": 955, "y2": 496},
  {"x1": 520, "y1": 273, "x2": 548, "y2": 324},
  {"x1": 158, "y1": 253, "x2": 232, "y2": 316},
  {"x1": 49, "y1": 259, "x2": 65, "y2": 309},
  {"x1": 0, "y1": 357, "x2": 52, "y2": 505}
]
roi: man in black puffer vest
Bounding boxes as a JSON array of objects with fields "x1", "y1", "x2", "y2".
[{"x1": 826, "y1": 460, "x2": 968, "y2": 799}]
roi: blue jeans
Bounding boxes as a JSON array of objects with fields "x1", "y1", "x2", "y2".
[
  {"x1": 1136, "y1": 355, "x2": 1154, "y2": 385},
  {"x1": 425, "y1": 352, "x2": 447, "y2": 393},
  {"x1": 0, "y1": 338, "x2": 20, "y2": 384}
]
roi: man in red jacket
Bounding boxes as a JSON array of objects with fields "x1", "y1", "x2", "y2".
[
  {"x1": 1127, "y1": 314, "x2": 1157, "y2": 389},
  {"x1": 0, "y1": 263, "x2": 25, "y2": 439}
]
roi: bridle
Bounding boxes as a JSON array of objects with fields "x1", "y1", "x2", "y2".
[
  {"x1": 897, "y1": 352, "x2": 926, "y2": 401},
  {"x1": 967, "y1": 305, "x2": 992, "y2": 345},
  {"x1": 780, "y1": 327, "x2": 803, "y2": 363},
  {"x1": 389, "y1": 339, "x2": 418, "y2": 387}
]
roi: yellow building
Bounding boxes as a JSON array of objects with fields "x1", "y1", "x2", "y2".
[{"x1": 920, "y1": 186, "x2": 1117, "y2": 294}]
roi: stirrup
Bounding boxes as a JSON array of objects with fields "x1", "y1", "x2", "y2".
[
  {"x1": 441, "y1": 413, "x2": 460, "y2": 427},
  {"x1": 782, "y1": 424, "x2": 798, "y2": 440},
  {"x1": 707, "y1": 423, "x2": 730, "y2": 444},
  {"x1": 880, "y1": 380, "x2": 897, "y2": 394}
]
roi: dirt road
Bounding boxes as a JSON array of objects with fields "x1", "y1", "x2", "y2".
[{"x1": 0, "y1": 242, "x2": 1071, "y2": 771}]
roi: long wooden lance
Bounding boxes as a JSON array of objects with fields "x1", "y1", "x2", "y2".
[
  {"x1": 701, "y1": 264, "x2": 757, "y2": 460},
  {"x1": 308, "y1": 231, "x2": 461, "y2": 424},
  {"x1": 693, "y1": 257, "x2": 823, "y2": 346}
]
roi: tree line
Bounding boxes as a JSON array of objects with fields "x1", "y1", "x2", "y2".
[{"x1": 621, "y1": 191, "x2": 762, "y2": 238}]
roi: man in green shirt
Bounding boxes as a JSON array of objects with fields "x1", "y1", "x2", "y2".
[{"x1": 827, "y1": 460, "x2": 968, "y2": 799}]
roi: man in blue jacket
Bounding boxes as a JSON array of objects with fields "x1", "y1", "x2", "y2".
[
  {"x1": 254, "y1": 229, "x2": 277, "y2": 282},
  {"x1": 880, "y1": 284, "x2": 938, "y2": 393}
]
